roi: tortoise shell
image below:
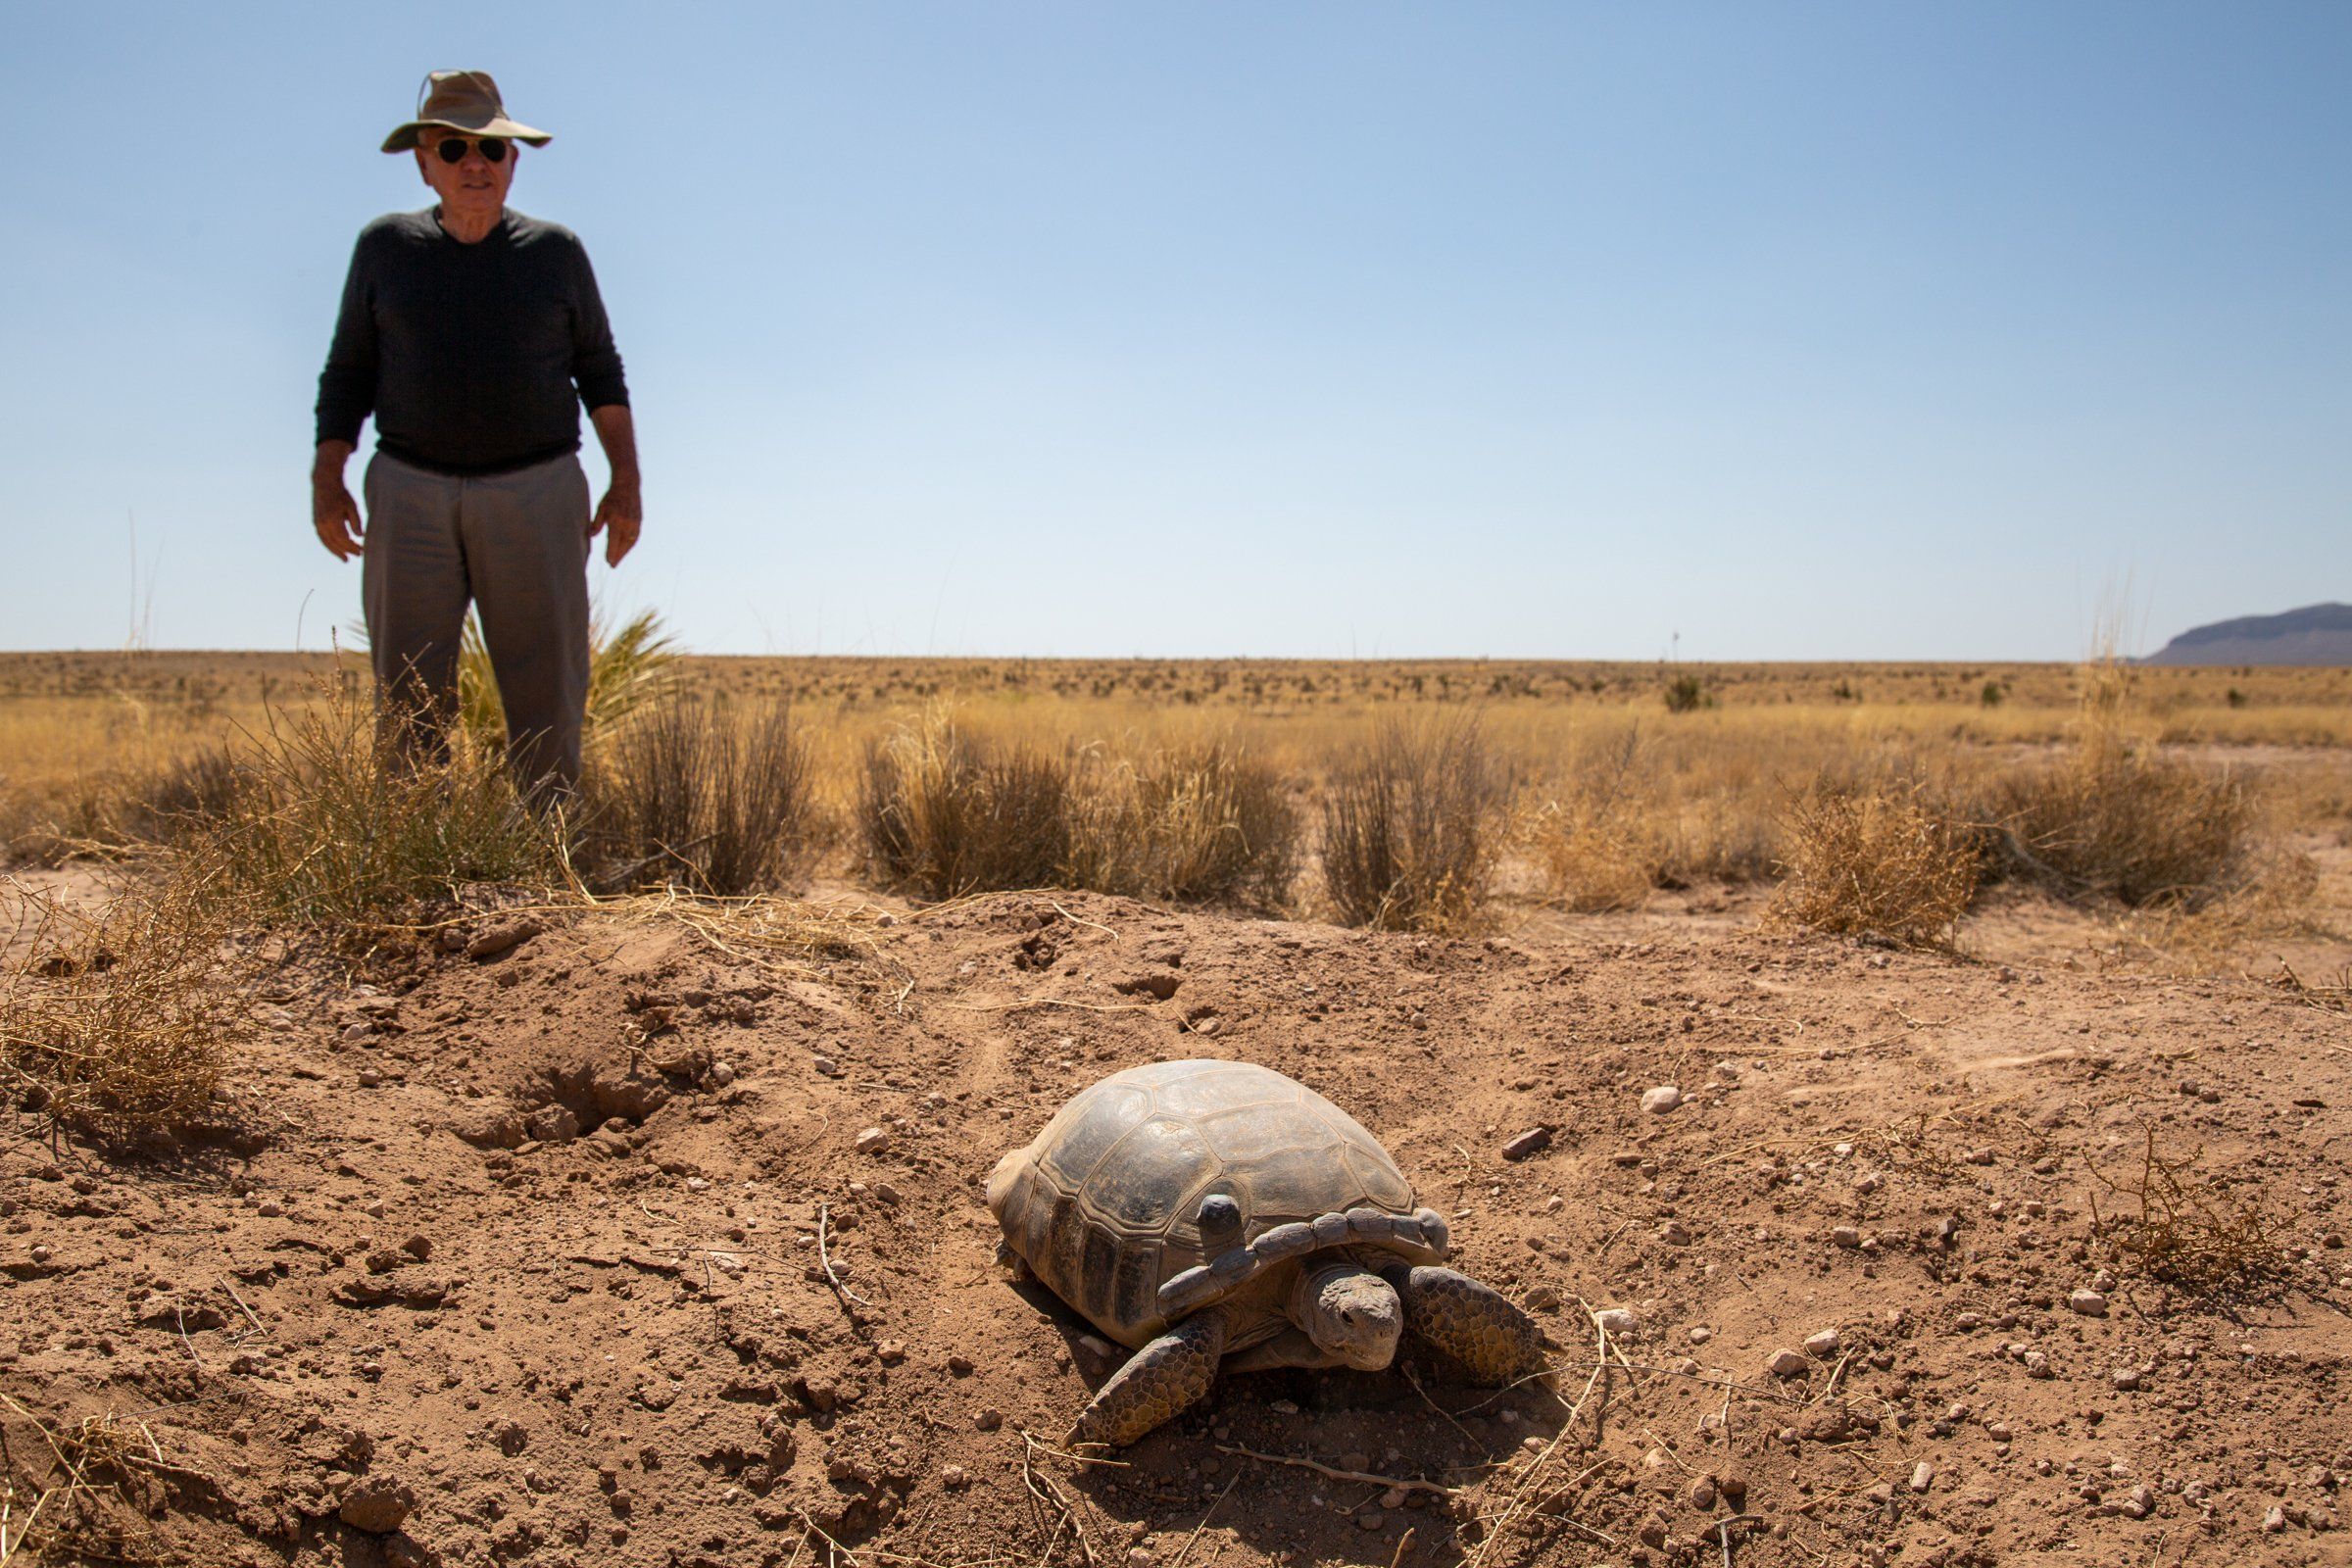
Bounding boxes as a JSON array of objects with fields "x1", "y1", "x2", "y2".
[{"x1": 987, "y1": 1059, "x2": 1447, "y2": 1349}]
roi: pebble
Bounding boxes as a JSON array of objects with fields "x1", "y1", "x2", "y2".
[
  {"x1": 942, "y1": 1464, "x2": 969, "y2": 1490},
  {"x1": 1657, "y1": 1220, "x2": 1692, "y2": 1246},
  {"x1": 975, "y1": 1408, "x2": 1003, "y2": 1432},
  {"x1": 1501, "y1": 1127, "x2": 1552, "y2": 1160},
  {"x1": 256, "y1": 1199, "x2": 284, "y2": 1218},
  {"x1": 1641, "y1": 1086, "x2": 1684, "y2": 1115},
  {"x1": 1522, "y1": 1286, "x2": 1561, "y2": 1313},
  {"x1": 947, "y1": 1354, "x2": 974, "y2": 1376},
  {"x1": 401, "y1": 1234, "x2": 432, "y2": 1261},
  {"x1": 710, "y1": 1061, "x2": 736, "y2": 1088},
  {"x1": 1687, "y1": 1326, "x2": 1712, "y2": 1345},
  {"x1": 812, "y1": 1056, "x2": 843, "y2": 1077},
  {"x1": 1688, "y1": 1476, "x2": 1718, "y2": 1510},
  {"x1": 1593, "y1": 1308, "x2": 1639, "y2": 1338},
  {"x1": 356, "y1": 1068, "x2": 383, "y2": 1088},
  {"x1": 1831, "y1": 1225, "x2": 1862, "y2": 1249},
  {"x1": 2068, "y1": 1289, "x2": 2108, "y2": 1317},
  {"x1": 1765, "y1": 1348, "x2": 1811, "y2": 1378},
  {"x1": 465, "y1": 918, "x2": 542, "y2": 959},
  {"x1": 2264, "y1": 1506, "x2": 2286, "y2": 1533},
  {"x1": 1802, "y1": 1328, "x2": 1840, "y2": 1358},
  {"x1": 1909, "y1": 1462, "x2": 1934, "y2": 1494},
  {"x1": 337, "y1": 1474, "x2": 417, "y2": 1534},
  {"x1": 2112, "y1": 1367, "x2": 2141, "y2": 1391},
  {"x1": 855, "y1": 1127, "x2": 892, "y2": 1155}
]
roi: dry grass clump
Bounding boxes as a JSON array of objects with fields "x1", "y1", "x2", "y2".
[
  {"x1": 2087, "y1": 1127, "x2": 2294, "y2": 1300},
  {"x1": 1, "y1": 866, "x2": 241, "y2": 1145},
  {"x1": 1321, "y1": 716, "x2": 1506, "y2": 931},
  {"x1": 858, "y1": 714, "x2": 1298, "y2": 906},
  {"x1": 859, "y1": 710, "x2": 1074, "y2": 900},
  {"x1": 1767, "y1": 783, "x2": 1979, "y2": 948},
  {"x1": 1984, "y1": 658, "x2": 2258, "y2": 911},
  {"x1": 1069, "y1": 741, "x2": 1300, "y2": 908},
  {"x1": 184, "y1": 682, "x2": 557, "y2": 929},
  {"x1": 1527, "y1": 731, "x2": 1655, "y2": 912},
  {"x1": 582, "y1": 694, "x2": 816, "y2": 896},
  {"x1": 0, "y1": 1393, "x2": 173, "y2": 1564}
]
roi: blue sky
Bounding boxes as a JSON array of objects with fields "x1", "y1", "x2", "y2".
[{"x1": 4, "y1": 3, "x2": 2346, "y2": 660}]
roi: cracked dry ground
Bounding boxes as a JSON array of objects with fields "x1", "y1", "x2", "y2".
[{"x1": 6, "y1": 890, "x2": 2351, "y2": 1568}]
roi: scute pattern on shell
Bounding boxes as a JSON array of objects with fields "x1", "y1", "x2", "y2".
[{"x1": 987, "y1": 1059, "x2": 1428, "y2": 1348}]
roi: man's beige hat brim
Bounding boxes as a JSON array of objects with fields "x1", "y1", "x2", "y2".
[
  {"x1": 382, "y1": 116, "x2": 553, "y2": 153},
  {"x1": 381, "y1": 70, "x2": 551, "y2": 153}
]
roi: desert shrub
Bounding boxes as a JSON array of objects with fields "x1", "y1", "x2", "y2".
[
  {"x1": 1988, "y1": 752, "x2": 2251, "y2": 907},
  {"x1": 859, "y1": 710, "x2": 1073, "y2": 899},
  {"x1": 1662, "y1": 675, "x2": 1711, "y2": 713},
  {"x1": 583, "y1": 694, "x2": 815, "y2": 896},
  {"x1": 1768, "y1": 782, "x2": 1978, "y2": 947},
  {"x1": 1321, "y1": 717, "x2": 1506, "y2": 931},
  {"x1": 1071, "y1": 741, "x2": 1300, "y2": 908},
  {"x1": 184, "y1": 682, "x2": 557, "y2": 928},
  {"x1": 1981, "y1": 658, "x2": 2256, "y2": 907},
  {"x1": 118, "y1": 745, "x2": 249, "y2": 844},
  {"x1": 2088, "y1": 1127, "x2": 2292, "y2": 1299},
  {"x1": 1, "y1": 864, "x2": 242, "y2": 1144}
]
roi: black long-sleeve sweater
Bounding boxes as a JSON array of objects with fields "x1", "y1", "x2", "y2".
[{"x1": 315, "y1": 208, "x2": 628, "y2": 477}]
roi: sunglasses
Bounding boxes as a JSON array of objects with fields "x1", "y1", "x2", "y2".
[{"x1": 432, "y1": 135, "x2": 509, "y2": 165}]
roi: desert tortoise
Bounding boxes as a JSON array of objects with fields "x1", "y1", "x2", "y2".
[{"x1": 987, "y1": 1058, "x2": 1548, "y2": 1447}]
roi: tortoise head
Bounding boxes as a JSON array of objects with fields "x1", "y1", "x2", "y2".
[{"x1": 1293, "y1": 1260, "x2": 1401, "y2": 1371}]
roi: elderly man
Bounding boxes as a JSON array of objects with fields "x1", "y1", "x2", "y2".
[{"x1": 313, "y1": 70, "x2": 639, "y2": 798}]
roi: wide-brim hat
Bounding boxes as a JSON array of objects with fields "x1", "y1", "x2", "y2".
[{"x1": 381, "y1": 70, "x2": 551, "y2": 153}]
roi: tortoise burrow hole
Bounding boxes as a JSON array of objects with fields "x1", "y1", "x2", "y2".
[{"x1": 1112, "y1": 971, "x2": 1182, "y2": 1001}]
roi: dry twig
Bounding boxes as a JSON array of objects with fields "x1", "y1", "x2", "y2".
[{"x1": 1213, "y1": 1445, "x2": 1454, "y2": 1495}]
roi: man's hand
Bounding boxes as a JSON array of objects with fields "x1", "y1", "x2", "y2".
[
  {"x1": 585, "y1": 404, "x2": 643, "y2": 566},
  {"x1": 312, "y1": 440, "x2": 363, "y2": 561},
  {"x1": 590, "y1": 480, "x2": 642, "y2": 566}
]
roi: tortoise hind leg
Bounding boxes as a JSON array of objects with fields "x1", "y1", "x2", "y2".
[
  {"x1": 1067, "y1": 1308, "x2": 1229, "y2": 1449},
  {"x1": 1383, "y1": 1265, "x2": 1549, "y2": 1386}
]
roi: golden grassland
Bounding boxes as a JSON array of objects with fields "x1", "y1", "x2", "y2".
[
  {"x1": 4, "y1": 646, "x2": 2348, "y2": 944},
  {"x1": 3, "y1": 641, "x2": 2348, "y2": 1158},
  {"x1": 7, "y1": 646, "x2": 2352, "y2": 787}
]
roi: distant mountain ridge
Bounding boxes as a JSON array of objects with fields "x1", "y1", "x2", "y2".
[{"x1": 2141, "y1": 603, "x2": 2352, "y2": 666}]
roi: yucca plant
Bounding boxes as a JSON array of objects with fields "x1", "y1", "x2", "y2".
[{"x1": 456, "y1": 606, "x2": 683, "y2": 750}]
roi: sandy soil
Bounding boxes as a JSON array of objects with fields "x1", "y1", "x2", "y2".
[{"x1": 7, "y1": 885, "x2": 2352, "y2": 1568}]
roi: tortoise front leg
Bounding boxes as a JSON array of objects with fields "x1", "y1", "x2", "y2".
[
  {"x1": 1383, "y1": 1265, "x2": 1549, "y2": 1386},
  {"x1": 1066, "y1": 1308, "x2": 1229, "y2": 1449}
]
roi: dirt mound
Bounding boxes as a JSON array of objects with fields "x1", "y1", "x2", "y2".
[{"x1": 6, "y1": 890, "x2": 2350, "y2": 1566}]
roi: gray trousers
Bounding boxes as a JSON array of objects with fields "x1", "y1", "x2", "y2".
[{"x1": 362, "y1": 451, "x2": 592, "y2": 795}]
